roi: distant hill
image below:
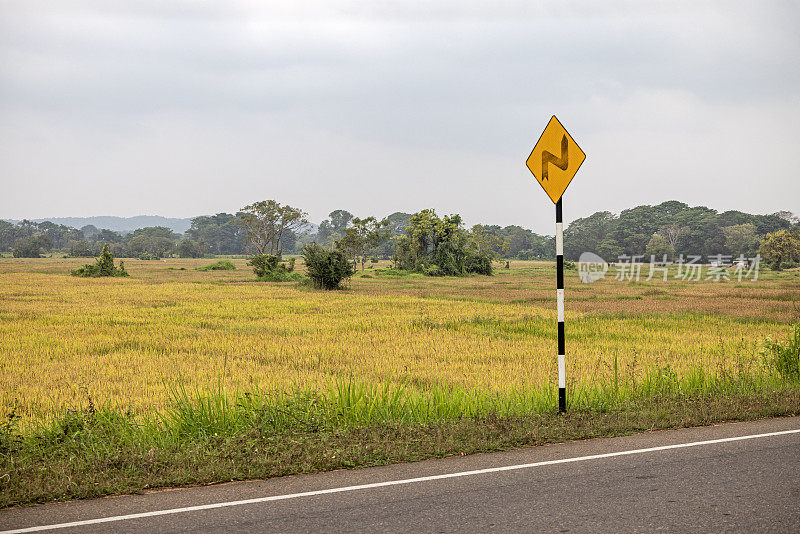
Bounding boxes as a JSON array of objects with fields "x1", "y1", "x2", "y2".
[{"x1": 3, "y1": 216, "x2": 194, "y2": 234}]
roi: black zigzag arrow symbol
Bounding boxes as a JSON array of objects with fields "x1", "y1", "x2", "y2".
[{"x1": 541, "y1": 134, "x2": 569, "y2": 181}]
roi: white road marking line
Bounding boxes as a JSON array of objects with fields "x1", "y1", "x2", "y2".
[{"x1": 4, "y1": 427, "x2": 799, "y2": 533}]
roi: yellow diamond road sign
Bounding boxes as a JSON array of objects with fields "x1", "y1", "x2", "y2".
[{"x1": 526, "y1": 116, "x2": 586, "y2": 203}]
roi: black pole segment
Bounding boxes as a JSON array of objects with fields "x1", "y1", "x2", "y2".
[
  {"x1": 556, "y1": 256, "x2": 564, "y2": 289},
  {"x1": 556, "y1": 197, "x2": 565, "y2": 414}
]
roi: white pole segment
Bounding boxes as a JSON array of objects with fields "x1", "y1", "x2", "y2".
[{"x1": 555, "y1": 222, "x2": 563, "y2": 255}]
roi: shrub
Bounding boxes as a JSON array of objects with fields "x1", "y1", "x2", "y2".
[
  {"x1": 197, "y1": 260, "x2": 236, "y2": 272},
  {"x1": 762, "y1": 325, "x2": 800, "y2": 381},
  {"x1": 139, "y1": 253, "x2": 160, "y2": 261},
  {"x1": 247, "y1": 254, "x2": 296, "y2": 279},
  {"x1": 71, "y1": 245, "x2": 129, "y2": 278},
  {"x1": 464, "y1": 252, "x2": 493, "y2": 275},
  {"x1": 422, "y1": 264, "x2": 442, "y2": 276},
  {"x1": 247, "y1": 254, "x2": 280, "y2": 277},
  {"x1": 302, "y1": 243, "x2": 354, "y2": 289}
]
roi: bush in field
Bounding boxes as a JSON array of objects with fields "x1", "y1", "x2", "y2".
[
  {"x1": 302, "y1": 243, "x2": 353, "y2": 289},
  {"x1": 197, "y1": 260, "x2": 236, "y2": 271},
  {"x1": 247, "y1": 254, "x2": 279, "y2": 277},
  {"x1": 248, "y1": 254, "x2": 295, "y2": 276},
  {"x1": 762, "y1": 325, "x2": 800, "y2": 381},
  {"x1": 247, "y1": 254, "x2": 300, "y2": 282},
  {"x1": 139, "y1": 253, "x2": 160, "y2": 260},
  {"x1": 71, "y1": 245, "x2": 129, "y2": 278},
  {"x1": 464, "y1": 252, "x2": 493, "y2": 276}
]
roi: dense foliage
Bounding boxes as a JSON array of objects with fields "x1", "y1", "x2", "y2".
[
  {"x1": 70, "y1": 245, "x2": 129, "y2": 278},
  {"x1": 562, "y1": 201, "x2": 797, "y2": 261},
  {"x1": 247, "y1": 254, "x2": 296, "y2": 279},
  {"x1": 758, "y1": 229, "x2": 800, "y2": 270},
  {"x1": 301, "y1": 244, "x2": 353, "y2": 289},
  {"x1": 392, "y1": 210, "x2": 493, "y2": 276}
]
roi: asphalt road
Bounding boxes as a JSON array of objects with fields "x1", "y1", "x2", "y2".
[{"x1": 3, "y1": 416, "x2": 799, "y2": 533}]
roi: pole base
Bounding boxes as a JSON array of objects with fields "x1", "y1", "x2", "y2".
[{"x1": 558, "y1": 387, "x2": 566, "y2": 413}]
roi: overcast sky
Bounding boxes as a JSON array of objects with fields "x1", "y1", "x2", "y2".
[{"x1": 1, "y1": 1, "x2": 798, "y2": 233}]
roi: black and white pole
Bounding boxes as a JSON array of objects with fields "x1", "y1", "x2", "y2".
[{"x1": 555, "y1": 198, "x2": 566, "y2": 413}]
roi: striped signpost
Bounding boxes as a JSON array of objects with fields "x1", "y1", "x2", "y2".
[{"x1": 525, "y1": 116, "x2": 586, "y2": 413}]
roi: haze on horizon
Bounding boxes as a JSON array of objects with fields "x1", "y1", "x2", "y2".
[{"x1": 1, "y1": 1, "x2": 798, "y2": 234}]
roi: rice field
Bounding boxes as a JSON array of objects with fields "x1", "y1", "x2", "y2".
[{"x1": 1, "y1": 257, "x2": 799, "y2": 423}]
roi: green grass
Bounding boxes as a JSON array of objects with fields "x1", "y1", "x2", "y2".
[
  {"x1": 259, "y1": 270, "x2": 306, "y2": 282},
  {"x1": 2, "y1": 359, "x2": 799, "y2": 507}
]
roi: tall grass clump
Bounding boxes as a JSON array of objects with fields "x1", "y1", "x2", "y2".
[
  {"x1": 196, "y1": 260, "x2": 236, "y2": 271},
  {"x1": 761, "y1": 324, "x2": 800, "y2": 381}
]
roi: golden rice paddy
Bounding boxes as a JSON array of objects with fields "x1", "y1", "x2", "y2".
[{"x1": 1, "y1": 257, "x2": 798, "y2": 421}]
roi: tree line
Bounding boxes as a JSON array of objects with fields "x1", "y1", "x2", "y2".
[
  {"x1": 3, "y1": 200, "x2": 799, "y2": 269},
  {"x1": 563, "y1": 201, "x2": 799, "y2": 266}
]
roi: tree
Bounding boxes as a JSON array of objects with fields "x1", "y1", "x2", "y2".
[
  {"x1": 471, "y1": 224, "x2": 510, "y2": 259},
  {"x1": 645, "y1": 233, "x2": 673, "y2": 260},
  {"x1": 393, "y1": 209, "x2": 491, "y2": 276},
  {"x1": 315, "y1": 220, "x2": 334, "y2": 246},
  {"x1": 67, "y1": 239, "x2": 96, "y2": 257},
  {"x1": 758, "y1": 229, "x2": 800, "y2": 269},
  {"x1": 177, "y1": 239, "x2": 203, "y2": 258},
  {"x1": 563, "y1": 211, "x2": 617, "y2": 260},
  {"x1": 336, "y1": 217, "x2": 390, "y2": 271},
  {"x1": 722, "y1": 223, "x2": 759, "y2": 257},
  {"x1": 97, "y1": 229, "x2": 123, "y2": 244},
  {"x1": 128, "y1": 235, "x2": 174, "y2": 258},
  {"x1": 657, "y1": 224, "x2": 688, "y2": 254},
  {"x1": 12, "y1": 234, "x2": 52, "y2": 258},
  {"x1": 773, "y1": 210, "x2": 799, "y2": 225},
  {"x1": 752, "y1": 213, "x2": 792, "y2": 236},
  {"x1": 316, "y1": 210, "x2": 354, "y2": 246},
  {"x1": 240, "y1": 200, "x2": 309, "y2": 255},
  {"x1": 131, "y1": 226, "x2": 177, "y2": 240},
  {"x1": 329, "y1": 210, "x2": 353, "y2": 235},
  {"x1": 80, "y1": 225, "x2": 100, "y2": 239},
  {"x1": 186, "y1": 213, "x2": 246, "y2": 254}
]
